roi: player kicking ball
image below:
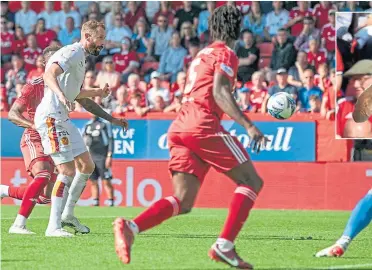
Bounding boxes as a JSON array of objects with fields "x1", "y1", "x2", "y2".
[
  {"x1": 35, "y1": 20, "x2": 128, "y2": 237},
  {"x1": 316, "y1": 60, "x2": 372, "y2": 257},
  {"x1": 113, "y1": 6, "x2": 267, "y2": 269}
]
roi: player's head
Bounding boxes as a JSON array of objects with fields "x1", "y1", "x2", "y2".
[
  {"x1": 81, "y1": 20, "x2": 106, "y2": 56},
  {"x1": 43, "y1": 45, "x2": 61, "y2": 63},
  {"x1": 209, "y1": 5, "x2": 242, "y2": 45}
]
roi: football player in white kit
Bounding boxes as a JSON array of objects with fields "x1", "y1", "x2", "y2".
[{"x1": 35, "y1": 20, "x2": 128, "y2": 237}]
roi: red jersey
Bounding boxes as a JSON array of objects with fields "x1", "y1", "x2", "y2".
[
  {"x1": 124, "y1": 7, "x2": 147, "y2": 30},
  {"x1": 169, "y1": 41, "x2": 238, "y2": 133},
  {"x1": 312, "y1": 3, "x2": 336, "y2": 29},
  {"x1": 183, "y1": 55, "x2": 193, "y2": 71},
  {"x1": 1, "y1": 31, "x2": 14, "y2": 55},
  {"x1": 12, "y1": 38, "x2": 27, "y2": 54},
  {"x1": 336, "y1": 47, "x2": 344, "y2": 75},
  {"x1": 14, "y1": 77, "x2": 45, "y2": 141},
  {"x1": 314, "y1": 75, "x2": 332, "y2": 89},
  {"x1": 289, "y1": 7, "x2": 313, "y2": 36},
  {"x1": 26, "y1": 68, "x2": 44, "y2": 83},
  {"x1": 113, "y1": 52, "x2": 139, "y2": 73},
  {"x1": 21, "y1": 47, "x2": 43, "y2": 72},
  {"x1": 307, "y1": 49, "x2": 327, "y2": 70},
  {"x1": 249, "y1": 88, "x2": 268, "y2": 111},
  {"x1": 36, "y1": 30, "x2": 57, "y2": 50},
  {"x1": 321, "y1": 23, "x2": 336, "y2": 53}
]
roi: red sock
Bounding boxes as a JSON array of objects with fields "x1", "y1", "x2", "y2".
[
  {"x1": 133, "y1": 196, "x2": 180, "y2": 233},
  {"x1": 18, "y1": 171, "x2": 51, "y2": 218},
  {"x1": 219, "y1": 185, "x2": 257, "y2": 242},
  {"x1": 8, "y1": 186, "x2": 27, "y2": 200}
]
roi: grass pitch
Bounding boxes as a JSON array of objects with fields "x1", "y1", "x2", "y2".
[{"x1": 1, "y1": 205, "x2": 372, "y2": 270}]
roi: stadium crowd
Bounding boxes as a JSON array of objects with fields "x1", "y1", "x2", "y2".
[{"x1": 1, "y1": 1, "x2": 371, "y2": 117}]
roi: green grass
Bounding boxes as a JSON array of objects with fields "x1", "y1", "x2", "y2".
[{"x1": 1, "y1": 206, "x2": 372, "y2": 270}]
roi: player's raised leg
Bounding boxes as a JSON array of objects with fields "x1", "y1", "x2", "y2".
[{"x1": 315, "y1": 188, "x2": 372, "y2": 257}]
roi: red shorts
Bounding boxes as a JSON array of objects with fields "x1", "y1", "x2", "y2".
[
  {"x1": 168, "y1": 131, "x2": 250, "y2": 182},
  {"x1": 20, "y1": 133, "x2": 54, "y2": 176}
]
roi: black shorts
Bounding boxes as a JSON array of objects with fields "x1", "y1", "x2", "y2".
[{"x1": 90, "y1": 159, "x2": 112, "y2": 181}]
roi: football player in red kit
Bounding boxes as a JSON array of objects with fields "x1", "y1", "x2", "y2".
[
  {"x1": 113, "y1": 6, "x2": 267, "y2": 269},
  {"x1": 2, "y1": 45, "x2": 60, "y2": 234}
]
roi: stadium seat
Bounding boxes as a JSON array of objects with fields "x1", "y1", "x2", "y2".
[
  {"x1": 258, "y1": 43, "x2": 274, "y2": 58},
  {"x1": 141, "y1": 61, "x2": 159, "y2": 75},
  {"x1": 259, "y1": 57, "x2": 271, "y2": 69}
]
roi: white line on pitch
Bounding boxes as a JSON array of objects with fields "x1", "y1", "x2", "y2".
[{"x1": 316, "y1": 263, "x2": 372, "y2": 269}]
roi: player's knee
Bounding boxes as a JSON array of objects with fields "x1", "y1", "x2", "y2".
[
  {"x1": 240, "y1": 174, "x2": 264, "y2": 194},
  {"x1": 178, "y1": 199, "x2": 194, "y2": 215},
  {"x1": 80, "y1": 160, "x2": 95, "y2": 175},
  {"x1": 103, "y1": 180, "x2": 112, "y2": 188},
  {"x1": 57, "y1": 164, "x2": 76, "y2": 178}
]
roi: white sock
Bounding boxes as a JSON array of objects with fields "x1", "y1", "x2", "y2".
[
  {"x1": 62, "y1": 171, "x2": 90, "y2": 219},
  {"x1": 0, "y1": 185, "x2": 9, "y2": 197},
  {"x1": 127, "y1": 220, "x2": 139, "y2": 234},
  {"x1": 61, "y1": 185, "x2": 70, "y2": 211},
  {"x1": 216, "y1": 238, "x2": 234, "y2": 252},
  {"x1": 336, "y1": 235, "x2": 352, "y2": 250},
  {"x1": 14, "y1": 214, "x2": 27, "y2": 226},
  {"x1": 47, "y1": 174, "x2": 73, "y2": 232}
]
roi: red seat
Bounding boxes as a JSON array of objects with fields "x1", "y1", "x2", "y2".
[
  {"x1": 141, "y1": 61, "x2": 159, "y2": 74},
  {"x1": 258, "y1": 42, "x2": 274, "y2": 57},
  {"x1": 258, "y1": 57, "x2": 271, "y2": 69}
]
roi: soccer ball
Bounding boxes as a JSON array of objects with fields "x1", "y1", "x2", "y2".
[{"x1": 267, "y1": 92, "x2": 296, "y2": 120}]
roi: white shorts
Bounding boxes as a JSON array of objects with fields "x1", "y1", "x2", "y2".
[{"x1": 35, "y1": 115, "x2": 87, "y2": 165}]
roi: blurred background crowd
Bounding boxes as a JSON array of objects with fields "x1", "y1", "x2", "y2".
[{"x1": 1, "y1": 1, "x2": 371, "y2": 118}]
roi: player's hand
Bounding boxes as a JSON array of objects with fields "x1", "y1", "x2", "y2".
[
  {"x1": 111, "y1": 117, "x2": 129, "y2": 131},
  {"x1": 101, "y1": 83, "x2": 111, "y2": 98},
  {"x1": 58, "y1": 94, "x2": 74, "y2": 112},
  {"x1": 105, "y1": 156, "x2": 112, "y2": 168},
  {"x1": 246, "y1": 125, "x2": 270, "y2": 154}
]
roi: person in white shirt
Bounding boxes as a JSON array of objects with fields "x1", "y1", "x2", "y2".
[
  {"x1": 146, "y1": 71, "x2": 171, "y2": 106},
  {"x1": 104, "y1": 13, "x2": 132, "y2": 55},
  {"x1": 58, "y1": 1, "x2": 82, "y2": 30},
  {"x1": 265, "y1": 1, "x2": 289, "y2": 39},
  {"x1": 355, "y1": 13, "x2": 372, "y2": 50},
  {"x1": 15, "y1": 1, "x2": 37, "y2": 35},
  {"x1": 35, "y1": 20, "x2": 128, "y2": 237},
  {"x1": 37, "y1": 2, "x2": 60, "y2": 31}
]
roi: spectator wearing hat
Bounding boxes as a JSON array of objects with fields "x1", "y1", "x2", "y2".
[
  {"x1": 104, "y1": 13, "x2": 132, "y2": 55},
  {"x1": 321, "y1": 10, "x2": 336, "y2": 61},
  {"x1": 265, "y1": 68, "x2": 297, "y2": 106},
  {"x1": 15, "y1": 1, "x2": 37, "y2": 35},
  {"x1": 37, "y1": 2, "x2": 60, "y2": 31},
  {"x1": 183, "y1": 38, "x2": 200, "y2": 72},
  {"x1": 58, "y1": 17, "x2": 81, "y2": 46},
  {"x1": 147, "y1": 71, "x2": 171, "y2": 106},
  {"x1": 297, "y1": 68, "x2": 323, "y2": 112},
  {"x1": 265, "y1": 1, "x2": 290, "y2": 39},
  {"x1": 1, "y1": 16, "x2": 14, "y2": 64},
  {"x1": 270, "y1": 28, "x2": 296, "y2": 72},
  {"x1": 96, "y1": 56, "x2": 121, "y2": 93},
  {"x1": 294, "y1": 16, "x2": 321, "y2": 51},
  {"x1": 157, "y1": 32, "x2": 188, "y2": 83},
  {"x1": 148, "y1": 14, "x2": 174, "y2": 61},
  {"x1": 112, "y1": 37, "x2": 140, "y2": 84},
  {"x1": 236, "y1": 29, "x2": 260, "y2": 84}
]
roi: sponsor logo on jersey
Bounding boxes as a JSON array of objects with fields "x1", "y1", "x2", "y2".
[
  {"x1": 61, "y1": 137, "x2": 69, "y2": 145},
  {"x1": 221, "y1": 63, "x2": 234, "y2": 77}
]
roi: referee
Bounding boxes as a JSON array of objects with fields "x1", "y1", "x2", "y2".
[{"x1": 83, "y1": 112, "x2": 115, "y2": 206}]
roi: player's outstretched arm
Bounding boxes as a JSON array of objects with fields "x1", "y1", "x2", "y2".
[
  {"x1": 76, "y1": 83, "x2": 110, "y2": 99},
  {"x1": 8, "y1": 102, "x2": 33, "y2": 129},
  {"x1": 352, "y1": 85, "x2": 372, "y2": 123}
]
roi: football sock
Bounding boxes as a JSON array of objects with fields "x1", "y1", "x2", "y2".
[
  {"x1": 108, "y1": 198, "x2": 114, "y2": 207},
  {"x1": 218, "y1": 185, "x2": 257, "y2": 247},
  {"x1": 340, "y1": 189, "x2": 372, "y2": 246},
  {"x1": 131, "y1": 196, "x2": 180, "y2": 233},
  {"x1": 17, "y1": 171, "x2": 50, "y2": 221},
  {"x1": 47, "y1": 174, "x2": 72, "y2": 231},
  {"x1": 93, "y1": 198, "x2": 99, "y2": 206},
  {"x1": 62, "y1": 171, "x2": 90, "y2": 218},
  {"x1": 7, "y1": 186, "x2": 26, "y2": 200}
]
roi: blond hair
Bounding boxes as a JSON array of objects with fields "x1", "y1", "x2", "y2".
[{"x1": 82, "y1": 20, "x2": 105, "y2": 35}]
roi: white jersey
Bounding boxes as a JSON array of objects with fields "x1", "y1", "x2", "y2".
[{"x1": 37, "y1": 42, "x2": 86, "y2": 120}]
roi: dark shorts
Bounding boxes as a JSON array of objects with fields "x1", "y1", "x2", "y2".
[{"x1": 90, "y1": 158, "x2": 112, "y2": 181}]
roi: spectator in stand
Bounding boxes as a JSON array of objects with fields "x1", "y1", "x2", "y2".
[
  {"x1": 307, "y1": 38, "x2": 327, "y2": 70},
  {"x1": 183, "y1": 38, "x2": 200, "y2": 72},
  {"x1": 308, "y1": 95, "x2": 322, "y2": 113},
  {"x1": 321, "y1": 68, "x2": 337, "y2": 119},
  {"x1": 145, "y1": 1, "x2": 160, "y2": 23},
  {"x1": 37, "y1": 2, "x2": 60, "y2": 31},
  {"x1": 85, "y1": 2, "x2": 103, "y2": 22},
  {"x1": 294, "y1": 16, "x2": 320, "y2": 51},
  {"x1": 266, "y1": 68, "x2": 297, "y2": 102},
  {"x1": 104, "y1": 13, "x2": 132, "y2": 55},
  {"x1": 248, "y1": 71, "x2": 269, "y2": 113},
  {"x1": 180, "y1": 21, "x2": 199, "y2": 50},
  {"x1": 312, "y1": 1, "x2": 337, "y2": 30},
  {"x1": 147, "y1": 71, "x2": 171, "y2": 106},
  {"x1": 288, "y1": 50, "x2": 315, "y2": 89},
  {"x1": 314, "y1": 63, "x2": 331, "y2": 92},
  {"x1": 242, "y1": 2, "x2": 267, "y2": 43},
  {"x1": 164, "y1": 91, "x2": 183, "y2": 113},
  {"x1": 49, "y1": 39, "x2": 62, "y2": 48},
  {"x1": 5, "y1": 55, "x2": 26, "y2": 105},
  {"x1": 1, "y1": 16, "x2": 14, "y2": 64},
  {"x1": 126, "y1": 92, "x2": 150, "y2": 116},
  {"x1": 157, "y1": 32, "x2": 188, "y2": 83},
  {"x1": 83, "y1": 70, "x2": 96, "y2": 89},
  {"x1": 15, "y1": 1, "x2": 37, "y2": 35},
  {"x1": 126, "y1": 73, "x2": 146, "y2": 106},
  {"x1": 197, "y1": 1, "x2": 215, "y2": 37},
  {"x1": 285, "y1": 1, "x2": 313, "y2": 37},
  {"x1": 341, "y1": 1, "x2": 363, "y2": 12},
  {"x1": 1, "y1": 1, "x2": 15, "y2": 30},
  {"x1": 105, "y1": 2, "x2": 123, "y2": 31},
  {"x1": 173, "y1": 1, "x2": 200, "y2": 32},
  {"x1": 124, "y1": 1, "x2": 147, "y2": 31},
  {"x1": 172, "y1": 71, "x2": 187, "y2": 95},
  {"x1": 132, "y1": 18, "x2": 150, "y2": 54},
  {"x1": 85, "y1": 12, "x2": 101, "y2": 24},
  {"x1": 35, "y1": 18, "x2": 57, "y2": 50},
  {"x1": 111, "y1": 85, "x2": 128, "y2": 115},
  {"x1": 26, "y1": 55, "x2": 44, "y2": 82},
  {"x1": 13, "y1": 26, "x2": 27, "y2": 55},
  {"x1": 236, "y1": 86, "x2": 250, "y2": 112},
  {"x1": 265, "y1": 1, "x2": 290, "y2": 40},
  {"x1": 58, "y1": 17, "x2": 81, "y2": 46},
  {"x1": 270, "y1": 28, "x2": 296, "y2": 72},
  {"x1": 151, "y1": 96, "x2": 167, "y2": 112},
  {"x1": 297, "y1": 68, "x2": 323, "y2": 112},
  {"x1": 21, "y1": 34, "x2": 42, "y2": 72},
  {"x1": 95, "y1": 56, "x2": 121, "y2": 93},
  {"x1": 236, "y1": 29, "x2": 259, "y2": 84},
  {"x1": 58, "y1": 1, "x2": 82, "y2": 30},
  {"x1": 321, "y1": 10, "x2": 336, "y2": 61},
  {"x1": 149, "y1": 14, "x2": 174, "y2": 61},
  {"x1": 153, "y1": 1, "x2": 175, "y2": 26},
  {"x1": 112, "y1": 37, "x2": 140, "y2": 84}
]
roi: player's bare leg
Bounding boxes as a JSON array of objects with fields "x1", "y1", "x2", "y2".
[
  {"x1": 103, "y1": 179, "x2": 114, "y2": 206},
  {"x1": 9, "y1": 160, "x2": 54, "y2": 235},
  {"x1": 208, "y1": 160, "x2": 263, "y2": 269},
  {"x1": 114, "y1": 172, "x2": 200, "y2": 264},
  {"x1": 61, "y1": 151, "x2": 94, "y2": 234}
]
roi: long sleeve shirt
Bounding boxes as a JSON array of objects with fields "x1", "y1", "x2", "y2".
[{"x1": 270, "y1": 41, "x2": 297, "y2": 70}]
